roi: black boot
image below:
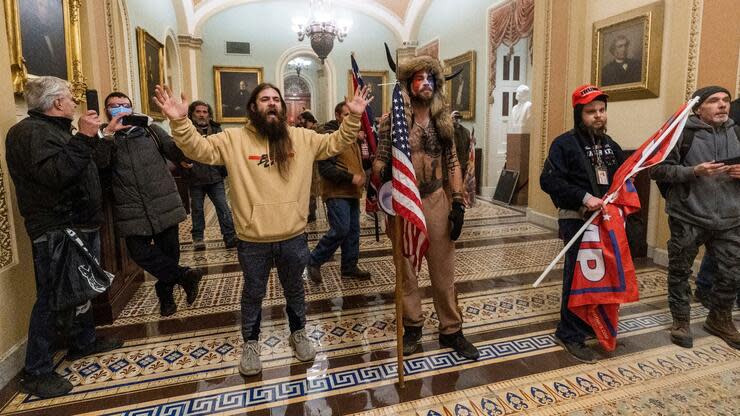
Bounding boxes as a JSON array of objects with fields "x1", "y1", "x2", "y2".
[
  {"x1": 155, "y1": 282, "x2": 177, "y2": 317},
  {"x1": 439, "y1": 330, "x2": 480, "y2": 360},
  {"x1": 67, "y1": 337, "x2": 123, "y2": 361},
  {"x1": 19, "y1": 372, "x2": 73, "y2": 398},
  {"x1": 180, "y1": 268, "x2": 204, "y2": 305},
  {"x1": 306, "y1": 264, "x2": 322, "y2": 284},
  {"x1": 341, "y1": 265, "x2": 371, "y2": 280},
  {"x1": 403, "y1": 325, "x2": 423, "y2": 356}
]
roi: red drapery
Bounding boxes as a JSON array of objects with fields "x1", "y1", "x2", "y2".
[{"x1": 487, "y1": 0, "x2": 534, "y2": 100}]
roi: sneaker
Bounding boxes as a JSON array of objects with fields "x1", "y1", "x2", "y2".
[
  {"x1": 402, "y1": 325, "x2": 422, "y2": 356},
  {"x1": 439, "y1": 331, "x2": 480, "y2": 361},
  {"x1": 554, "y1": 335, "x2": 597, "y2": 364},
  {"x1": 193, "y1": 239, "x2": 206, "y2": 250},
  {"x1": 19, "y1": 372, "x2": 73, "y2": 398},
  {"x1": 670, "y1": 319, "x2": 693, "y2": 348},
  {"x1": 289, "y1": 329, "x2": 316, "y2": 362},
  {"x1": 306, "y1": 264, "x2": 322, "y2": 284},
  {"x1": 181, "y1": 268, "x2": 204, "y2": 305},
  {"x1": 67, "y1": 337, "x2": 123, "y2": 361},
  {"x1": 224, "y1": 236, "x2": 239, "y2": 249},
  {"x1": 341, "y1": 266, "x2": 372, "y2": 280},
  {"x1": 239, "y1": 340, "x2": 262, "y2": 376}
]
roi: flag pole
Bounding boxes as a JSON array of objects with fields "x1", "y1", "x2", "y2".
[
  {"x1": 532, "y1": 209, "x2": 600, "y2": 288},
  {"x1": 390, "y1": 216, "x2": 406, "y2": 387}
]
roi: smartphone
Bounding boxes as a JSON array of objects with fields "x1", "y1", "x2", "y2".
[
  {"x1": 716, "y1": 156, "x2": 740, "y2": 166},
  {"x1": 85, "y1": 89, "x2": 99, "y2": 114},
  {"x1": 121, "y1": 115, "x2": 149, "y2": 127}
]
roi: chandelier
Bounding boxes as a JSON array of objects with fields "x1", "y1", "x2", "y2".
[
  {"x1": 291, "y1": 0, "x2": 351, "y2": 64},
  {"x1": 288, "y1": 57, "x2": 312, "y2": 78}
]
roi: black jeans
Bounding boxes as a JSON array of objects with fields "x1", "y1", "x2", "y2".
[
  {"x1": 555, "y1": 219, "x2": 595, "y2": 344},
  {"x1": 189, "y1": 181, "x2": 235, "y2": 242},
  {"x1": 237, "y1": 234, "x2": 309, "y2": 341},
  {"x1": 25, "y1": 230, "x2": 99, "y2": 376},
  {"x1": 125, "y1": 225, "x2": 186, "y2": 290}
]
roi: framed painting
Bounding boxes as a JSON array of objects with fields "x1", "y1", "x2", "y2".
[
  {"x1": 417, "y1": 38, "x2": 439, "y2": 59},
  {"x1": 214, "y1": 66, "x2": 263, "y2": 123},
  {"x1": 445, "y1": 50, "x2": 476, "y2": 120},
  {"x1": 4, "y1": 0, "x2": 86, "y2": 100},
  {"x1": 347, "y1": 70, "x2": 389, "y2": 119},
  {"x1": 136, "y1": 27, "x2": 165, "y2": 119},
  {"x1": 592, "y1": 1, "x2": 664, "y2": 101}
]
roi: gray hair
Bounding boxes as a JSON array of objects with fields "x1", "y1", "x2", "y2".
[{"x1": 24, "y1": 76, "x2": 71, "y2": 112}]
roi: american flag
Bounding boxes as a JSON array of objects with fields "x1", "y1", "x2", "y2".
[{"x1": 390, "y1": 84, "x2": 428, "y2": 272}]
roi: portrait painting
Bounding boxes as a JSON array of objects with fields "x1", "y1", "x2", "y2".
[
  {"x1": 136, "y1": 27, "x2": 164, "y2": 119},
  {"x1": 592, "y1": 1, "x2": 664, "y2": 101},
  {"x1": 5, "y1": 0, "x2": 85, "y2": 99},
  {"x1": 214, "y1": 66, "x2": 263, "y2": 123},
  {"x1": 18, "y1": 0, "x2": 69, "y2": 80},
  {"x1": 347, "y1": 70, "x2": 388, "y2": 120},
  {"x1": 445, "y1": 50, "x2": 476, "y2": 120},
  {"x1": 417, "y1": 39, "x2": 439, "y2": 59}
]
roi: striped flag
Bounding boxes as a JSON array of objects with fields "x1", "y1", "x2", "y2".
[
  {"x1": 351, "y1": 53, "x2": 380, "y2": 213},
  {"x1": 390, "y1": 84, "x2": 428, "y2": 272}
]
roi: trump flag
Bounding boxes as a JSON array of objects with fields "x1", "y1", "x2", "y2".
[{"x1": 567, "y1": 100, "x2": 695, "y2": 351}]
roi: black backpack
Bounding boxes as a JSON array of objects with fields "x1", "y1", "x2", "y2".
[{"x1": 656, "y1": 125, "x2": 740, "y2": 198}]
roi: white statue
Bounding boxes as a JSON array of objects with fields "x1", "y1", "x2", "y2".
[{"x1": 509, "y1": 84, "x2": 532, "y2": 134}]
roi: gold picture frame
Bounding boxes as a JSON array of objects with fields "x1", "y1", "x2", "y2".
[
  {"x1": 347, "y1": 70, "x2": 389, "y2": 119},
  {"x1": 136, "y1": 27, "x2": 165, "y2": 119},
  {"x1": 3, "y1": 0, "x2": 86, "y2": 101},
  {"x1": 213, "y1": 66, "x2": 263, "y2": 123},
  {"x1": 445, "y1": 50, "x2": 476, "y2": 120},
  {"x1": 592, "y1": 1, "x2": 664, "y2": 101}
]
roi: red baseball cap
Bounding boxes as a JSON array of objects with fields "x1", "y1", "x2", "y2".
[{"x1": 571, "y1": 84, "x2": 608, "y2": 107}]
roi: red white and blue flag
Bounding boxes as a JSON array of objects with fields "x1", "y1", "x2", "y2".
[
  {"x1": 568, "y1": 100, "x2": 695, "y2": 351},
  {"x1": 391, "y1": 83, "x2": 428, "y2": 272},
  {"x1": 351, "y1": 53, "x2": 380, "y2": 213}
]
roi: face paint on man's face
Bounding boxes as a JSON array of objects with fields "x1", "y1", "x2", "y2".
[{"x1": 411, "y1": 70, "x2": 435, "y2": 101}]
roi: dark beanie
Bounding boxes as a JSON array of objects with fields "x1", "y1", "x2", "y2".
[{"x1": 691, "y1": 85, "x2": 731, "y2": 110}]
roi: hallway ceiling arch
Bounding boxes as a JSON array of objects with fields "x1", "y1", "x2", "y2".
[{"x1": 183, "y1": 0, "x2": 431, "y2": 40}]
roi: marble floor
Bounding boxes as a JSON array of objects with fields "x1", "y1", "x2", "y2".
[{"x1": 1, "y1": 198, "x2": 738, "y2": 415}]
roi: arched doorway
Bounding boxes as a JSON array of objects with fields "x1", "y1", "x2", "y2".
[{"x1": 283, "y1": 75, "x2": 312, "y2": 125}]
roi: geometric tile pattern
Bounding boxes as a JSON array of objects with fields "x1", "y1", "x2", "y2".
[
  {"x1": 76, "y1": 307, "x2": 732, "y2": 416},
  {"x1": 109, "y1": 239, "x2": 569, "y2": 326},
  {"x1": 350, "y1": 337, "x2": 740, "y2": 416}
]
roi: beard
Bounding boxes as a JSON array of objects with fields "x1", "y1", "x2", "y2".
[
  {"x1": 249, "y1": 107, "x2": 293, "y2": 177},
  {"x1": 411, "y1": 88, "x2": 434, "y2": 106},
  {"x1": 579, "y1": 120, "x2": 607, "y2": 138}
]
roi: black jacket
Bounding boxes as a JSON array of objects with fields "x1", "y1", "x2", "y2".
[
  {"x1": 540, "y1": 128, "x2": 626, "y2": 211},
  {"x1": 95, "y1": 124, "x2": 186, "y2": 237},
  {"x1": 5, "y1": 111, "x2": 103, "y2": 240},
  {"x1": 181, "y1": 121, "x2": 227, "y2": 186}
]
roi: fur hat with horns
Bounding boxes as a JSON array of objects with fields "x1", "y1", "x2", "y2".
[{"x1": 392, "y1": 51, "x2": 455, "y2": 145}]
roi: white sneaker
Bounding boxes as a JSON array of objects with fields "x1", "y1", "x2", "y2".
[
  {"x1": 239, "y1": 340, "x2": 262, "y2": 376},
  {"x1": 289, "y1": 329, "x2": 316, "y2": 362}
]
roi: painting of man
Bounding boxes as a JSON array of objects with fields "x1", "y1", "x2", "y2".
[
  {"x1": 601, "y1": 34, "x2": 642, "y2": 86},
  {"x1": 215, "y1": 68, "x2": 262, "y2": 122},
  {"x1": 19, "y1": 0, "x2": 67, "y2": 79}
]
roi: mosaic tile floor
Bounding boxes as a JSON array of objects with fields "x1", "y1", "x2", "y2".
[{"x1": 1, "y1": 199, "x2": 737, "y2": 415}]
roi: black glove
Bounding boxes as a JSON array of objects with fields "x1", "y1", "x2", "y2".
[{"x1": 448, "y1": 200, "x2": 465, "y2": 241}]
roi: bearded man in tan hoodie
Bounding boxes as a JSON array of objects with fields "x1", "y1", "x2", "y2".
[{"x1": 154, "y1": 83, "x2": 372, "y2": 376}]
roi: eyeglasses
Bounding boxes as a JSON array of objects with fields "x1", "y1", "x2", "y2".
[{"x1": 107, "y1": 103, "x2": 132, "y2": 109}]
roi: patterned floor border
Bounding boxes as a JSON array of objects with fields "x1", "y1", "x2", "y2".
[
  {"x1": 0, "y1": 270, "x2": 675, "y2": 412},
  {"x1": 30, "y1": 307, "x2": 729, "y2": 416},
  {"x1": 350, "y1": 336, "x2": 740, "y2": 416}
]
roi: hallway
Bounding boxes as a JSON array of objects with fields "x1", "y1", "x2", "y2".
[{"x1": 0, "y1": 199, "x2": 738, "y2": 415}]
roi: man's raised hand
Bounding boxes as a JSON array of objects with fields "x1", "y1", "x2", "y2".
[
  {"x1": 345, "y1": 85, "x2": 374, "y2": 115},
  {"x1": 153, "y1": 85, "x2": 189, "y2": 120}
]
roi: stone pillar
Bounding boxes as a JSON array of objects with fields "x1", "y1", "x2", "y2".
[{"x1": 177, "y1": 35, "x2": 203, "y2": 101}]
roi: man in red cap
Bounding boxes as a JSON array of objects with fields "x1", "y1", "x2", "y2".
[{"x1": 540, "y1": 84, "x2": 626, "y2": 363}]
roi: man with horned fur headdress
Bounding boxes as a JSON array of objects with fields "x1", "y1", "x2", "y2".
[{"x1": 373, "y1": 55, "x2": 479, "y2": 360}]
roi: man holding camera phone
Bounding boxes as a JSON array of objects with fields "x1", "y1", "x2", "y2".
[
  {"x1": 95, "y1": 92, "x2": 204, "y2": 318},
  {"x1": 650, "y1": 86, "x2": 740, "y2": 350}
]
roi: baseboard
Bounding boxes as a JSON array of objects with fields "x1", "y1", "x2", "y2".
[
  {"x1": 526, "y1": 208, "x2": 558, "y2": 231},
  {"x1": 649, "y1": 246, "x2": 702, "y2": 272},
  {"x1": 479, "y1": 186, "x2": 494, "y2": 198},
  {"x1": 0, "y1": 339, "x2": 26, "y2": 390}
]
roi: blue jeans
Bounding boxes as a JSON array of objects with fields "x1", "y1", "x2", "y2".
[
  {"x1": 237, "y1": 234, "x2": 309, "y2": 341},
  {"x1": 190, "y1": 181, "x2": 235, "y2": 241},
  {"x1": 25, "y1": 230, "x2": 99, "y2": 376},
  {"x1": 555, "y1": 219, "x2": 595, "y2": 344},
  {"x1": 309, "y1": 198, "x2": 360, "y2": 271}
]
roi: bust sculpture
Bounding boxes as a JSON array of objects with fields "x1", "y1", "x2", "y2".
[{"x1": 509, "y1": 84, "x2": 532, "y2": 133}]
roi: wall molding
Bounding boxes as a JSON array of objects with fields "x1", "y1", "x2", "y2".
[
  {"x1": 684, "y1": 0, "x2": 703, "y2": 100},
  {"x1": 0, "y1": 165, "x2": 12, "y2": 270},
  {"x1": 525, "y1": 207, "x2": 557, "y2": 231},
  {"x1": 0, "y1": 338, "x2": 25, "y2": 391},
  {"x1": 538, "y1": 0, "x2": 552, "y2": 168}
]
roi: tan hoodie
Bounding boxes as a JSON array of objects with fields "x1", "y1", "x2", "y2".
[{"x1": 169, "y1": 113, "x2": 361, "y2": 242}]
